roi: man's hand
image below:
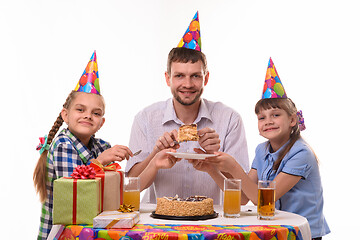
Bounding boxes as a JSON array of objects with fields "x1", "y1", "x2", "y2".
[
  {"x1": 153, "y1": 129, "x2": 179, "y2": 153},
  {"x1": 197, "y1": 127, "x2": 220, "y2": 153}
]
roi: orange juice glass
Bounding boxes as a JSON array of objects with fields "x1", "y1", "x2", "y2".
[
  {"x1": 223, "y1": 179, "x2": 241, "y2": 218},
  {"x1": 124, "y1": 177, "x2": 140, "y2": 211}
]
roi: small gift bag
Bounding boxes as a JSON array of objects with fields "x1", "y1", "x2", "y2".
[
  {"x1": 93, "y1": 210, "x2": 140, "y2": 229},
  {"x1": 90, "y1": 160, "x2": 124, "y2": 211},
  {"x1": 53, "y1": 165, "x2": 102, "y2": 225}
]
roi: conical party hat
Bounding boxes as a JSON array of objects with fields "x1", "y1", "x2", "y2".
[
  {"x1": 74, "y1": 51, "x2": 100, "y2": 94},
  {"x1": 177, "y1": 11, "x2": 201, "y2": 51},
  {"x1": 262, "y1": 57, "x2": 287, "y2": 99}
]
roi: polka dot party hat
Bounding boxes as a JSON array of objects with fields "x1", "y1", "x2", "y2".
[
  {"x1": 177, "y1": 11, "x2": 201, "y2": 51},
  {"x1": 262, "y1": 57, "x2": 287, "y2": 99},
  {"x1": 74, "y1": 51, "x2": 100, "y2": 94}
]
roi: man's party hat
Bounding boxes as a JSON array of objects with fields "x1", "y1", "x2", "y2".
[
  {"x1": 177, "y1": 11, "x2": 201, "y2": 51},
  {"x1": 262, "y1": 57, "x2": 287, "y2": 99},
  {"x1": 74, "y1": 51, "x2": 100, "y2": 94}
]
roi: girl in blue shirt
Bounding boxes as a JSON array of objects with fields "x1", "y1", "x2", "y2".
[{"x1": 197, "y1": 58, "x2": 330, "y2": 239}]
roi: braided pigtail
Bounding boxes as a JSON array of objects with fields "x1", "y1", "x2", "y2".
[{"x1": 33, "y1": 91, "x2": 77, "y2": 202}]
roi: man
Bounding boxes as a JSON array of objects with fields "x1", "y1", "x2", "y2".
[{"x1": 125, "y1": 12, "x2": 249, "y2": 204}]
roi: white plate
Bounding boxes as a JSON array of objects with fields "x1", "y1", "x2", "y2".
[{"x1": 167, "y1": 152, "x2": 216, "y2": 160}]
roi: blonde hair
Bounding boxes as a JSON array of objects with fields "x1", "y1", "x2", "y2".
[
  {"x1": 33, "y1": 91, "x2": 105, "y2": 202},
  {"x1": 255, "y1": 98, "x2": 301, "y2": 171}
]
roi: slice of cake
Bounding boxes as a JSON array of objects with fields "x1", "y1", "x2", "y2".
[
  {"x1": 155, "y1": 195, "x2": 214, "y2": 216},
  {"x1": 178, "y1": 124, "x2": 199, "y2": 142}
]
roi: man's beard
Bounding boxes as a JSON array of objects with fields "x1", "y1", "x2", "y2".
[{"x1": 173, "y1": 88, "x2": 203, "y2": 106}]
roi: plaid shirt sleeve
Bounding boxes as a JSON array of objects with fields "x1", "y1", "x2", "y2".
[{"x1": 37, "y1": 138, "x2": 85, "y2": 240}]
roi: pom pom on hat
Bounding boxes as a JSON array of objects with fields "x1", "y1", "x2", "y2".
[
  {"x1": 177, "y1": 11, "x2": 201, "y2": 51},
  {"x1": 74, "y1": 51, "x2": 100, "y2": 94},
  {"x1": 262, "y1": 57, "x2": 287, "y2": 99}
]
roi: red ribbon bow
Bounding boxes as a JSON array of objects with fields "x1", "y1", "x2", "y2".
[{"x1": 71, "y1": 165, "x2": 96, "y2": 179}]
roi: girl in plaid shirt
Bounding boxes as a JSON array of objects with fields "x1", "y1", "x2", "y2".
[{"x1": 33, "y1": 52, "x2": 133, "y2": 239}]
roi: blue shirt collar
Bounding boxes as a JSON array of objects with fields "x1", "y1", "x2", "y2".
[
  {"x1": 262, "y1": 140, "x2": 291, "y2": 180},
  {"x1": 264, "y1": 139, "x2": 291, "y2": 160}
]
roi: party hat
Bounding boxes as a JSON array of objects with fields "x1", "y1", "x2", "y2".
[
  {"x1": 177, "y1": 11, "x2": 201, "y2": 51},
  {"x1": 74, "y1": 51, "x2": 100, "y2": 94},
  {"x1": 262, "y1": 57, "x2": 287, "y2": 99}
]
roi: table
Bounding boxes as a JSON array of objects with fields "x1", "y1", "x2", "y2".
[{"x1": 50, "y1": 204, "x2": 311, "y2": 240}]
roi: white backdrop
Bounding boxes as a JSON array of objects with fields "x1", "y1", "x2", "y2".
[{"x1": 1, "y1": 0, "x2": 359, "y2": 239}]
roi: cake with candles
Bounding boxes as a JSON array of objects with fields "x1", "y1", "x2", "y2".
[{"x1": 155, "y1": 195, "x2": 214, "y2": 216}]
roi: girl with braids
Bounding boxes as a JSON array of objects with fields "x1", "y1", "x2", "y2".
[
  {"x1": 33, "y1": 52, "x2": 133, "y2": 239},
  {"x1": 191, "y1": 58, "x2": 330, "y2": 239}
]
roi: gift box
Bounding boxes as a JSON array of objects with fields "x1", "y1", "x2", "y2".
[
  {"x1": 47, "y1": 225, "x2": 64, "y2": 240},
  {"x1": 90, "y1": 161, "x2": 124, "y2": 211},
  {"x1": 93, "y1": 211, "x2": 140, "y2": 229},
  {"x1": 53, "y1": 177, "x2": 101, "y2": 225}
]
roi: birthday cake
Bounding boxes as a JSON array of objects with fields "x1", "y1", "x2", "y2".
[
  {"x1": 178, "y1": 124, "x2": 199, "y2": 142},
  {"x1": 155, "y1": 195, "x2": 214, "y2": 216}
]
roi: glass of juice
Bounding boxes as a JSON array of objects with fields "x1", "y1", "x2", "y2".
[
  {"x1": 223, "y1": 178, "x2": 241, "y2": 218},
  {"x1": 123, "y1": 177, "x2": 140, "y2": 211},
  {"x1": 257, "y1": 180, "x2": 276, "y2": 220}
]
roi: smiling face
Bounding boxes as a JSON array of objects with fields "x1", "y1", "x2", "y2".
[
  {"x1": 257, "y1": 107, "x2": 297, "y2": 150},
  {"x1": 61, "y1": 92, "x2": 105, "y2": 145},
  {"x1": 165, "y1": 61, "x2": 209, "y2": 106}
]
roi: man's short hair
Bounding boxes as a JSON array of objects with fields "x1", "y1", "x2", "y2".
[{"x1": 167, "y1": 47, "x2": 208, "y2": 75}]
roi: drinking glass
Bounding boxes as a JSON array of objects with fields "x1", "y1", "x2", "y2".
[
  {"x1": 223, "y1": 179, "x2": 241, "y2": 218},
  {"x1": 257, "y1": 180, "x2": 276, "y2": 220},
  {"x1": 123, "y1": 177, "x2": 140, "y2": 211}
]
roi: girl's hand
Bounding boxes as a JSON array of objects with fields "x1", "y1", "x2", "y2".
[
  {"x1": 96, "y1": 145, "x2": 133, "y2": 165},
  {"x1": 187, "y1": 148, "x2": 216, "y2": 173},
  {"x1": 205, "y1": 151, "x2": 238, "y2": 174},
  {"x1": 187, "y1": 159, "x2": 216, "y2": 173},
  {"x1": 152, "y1": 148, "x2": 181, "y2": 170}
]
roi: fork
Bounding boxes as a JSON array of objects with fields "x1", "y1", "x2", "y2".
[{"x1": 133, "y1": 150, "x2": 142, "y2": 156}]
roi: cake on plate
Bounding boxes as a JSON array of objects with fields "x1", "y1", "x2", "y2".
[
  {"x1": 155, "y1": 195, "x2": 214, "y2": 216},
  {"x1": 178, "y1": 124, "x2": 199, "y2": 142}
]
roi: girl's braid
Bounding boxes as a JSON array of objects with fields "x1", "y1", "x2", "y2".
[
  {"x1": 33, "y1": 91, "x2": 77, "y2": 202},
  {"x1": 46, "y1": 90, "x2": 76, "y2": 144},
  {"x1": 47, "y1": 113, "x2": 63, "y2": 145}
]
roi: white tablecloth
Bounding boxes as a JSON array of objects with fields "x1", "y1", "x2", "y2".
[{"x1": 140, "y1": 204, "x2": 311, "y2": 240}]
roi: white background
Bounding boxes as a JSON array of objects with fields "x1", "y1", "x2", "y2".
[{"x1": 1, "y1": 0, "x2": 359, "y2": 239}]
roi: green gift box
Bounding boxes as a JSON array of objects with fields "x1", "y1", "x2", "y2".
[{"x1": 53, "y1": 177, "x2": 101, "y2": 225}]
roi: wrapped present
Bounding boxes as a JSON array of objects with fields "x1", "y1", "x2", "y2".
[
  {"x1": 53, "y1": 166, "x2": 102, "y2": 225},
  {"x1": 90, "y1": 160, "x2": 124, "y2": 211},
  {"x1": 47, "y1": 225, "x2": 65, "y2": 240},
  {"x1": 93, "y1": 210, "x2": 140, "y2": 229}
]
